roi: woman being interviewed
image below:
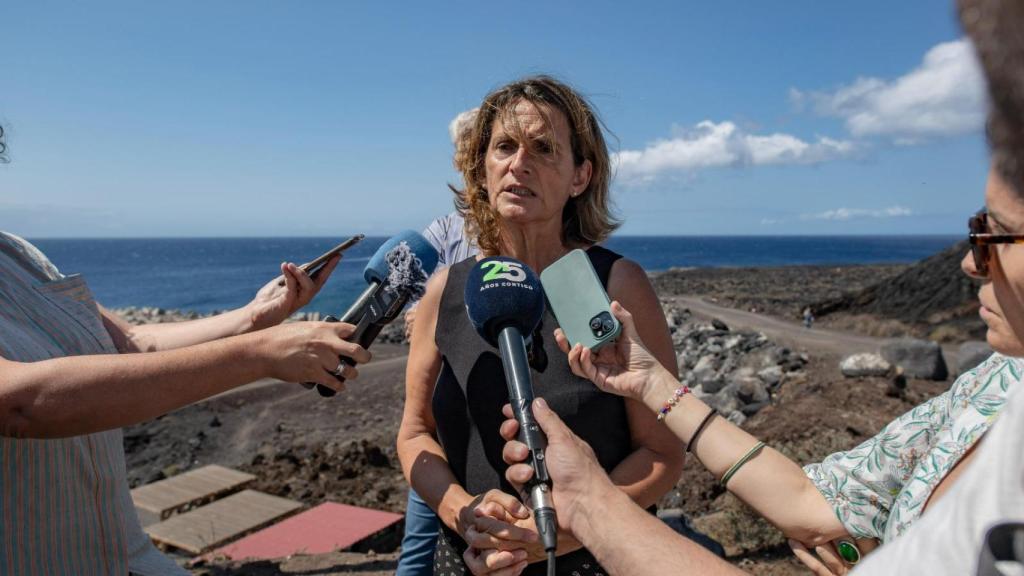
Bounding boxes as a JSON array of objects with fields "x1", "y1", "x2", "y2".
[{"x1": 397, "y1": 76, "x2": 684, "y2": 575}]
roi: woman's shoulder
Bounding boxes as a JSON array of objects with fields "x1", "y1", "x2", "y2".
[{"x1": 605, "y1": 256, "x2": 654, "y2": 301}]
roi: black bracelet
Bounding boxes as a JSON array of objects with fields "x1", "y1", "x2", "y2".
[{"x1": 686, "y1": 408, "x2": 718, "y2": 454}]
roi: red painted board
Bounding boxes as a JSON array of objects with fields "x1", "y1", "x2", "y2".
[{"x1": 212, "y1": 502, "x2": 403, "y2": 561}]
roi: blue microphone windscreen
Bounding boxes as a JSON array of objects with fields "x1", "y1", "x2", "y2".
[
  {"x1": 364, "y1": 230, "x2": 440, "y2": 285},
  {"x1": 464, "y1": 256, "x2": 545, "y2": 345}
]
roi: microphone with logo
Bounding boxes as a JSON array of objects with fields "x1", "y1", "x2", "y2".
[
  {"x1": 464, "y1": 256, "x2": 558, "y2": 571},
  {"x1": 307, "y1": 230, "x2": 439, "y2": 397}
]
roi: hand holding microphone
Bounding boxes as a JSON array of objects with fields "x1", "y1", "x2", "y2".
[
  {"x1": 464, "y1": 257, "x2": 558, "y2": 564},
  {"x1": 260, "y1": 320, "x2": 372, "y2": 393},
  {"x1": 305, "y1": 230, "x2": 439, "y2": 396}
]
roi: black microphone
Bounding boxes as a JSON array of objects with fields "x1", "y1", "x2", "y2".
[
  {"x1": 306, "y1": 231, "x2": 439, "y2": 396},
  {"x1": 464, "y1": 256, "x2": 558, "y2": 557}
]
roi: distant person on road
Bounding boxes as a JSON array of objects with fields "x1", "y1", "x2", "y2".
[{"x1": 803, "y1": 306, "x2": 815, "y2": 329}]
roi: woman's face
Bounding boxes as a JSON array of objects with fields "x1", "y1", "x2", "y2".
[
  {"x1": 962, "y1": 168, "x2": 1024, "y2": 356},
  {"x1": 483, "y1": 100, "x2": 592, "y2": 227}
]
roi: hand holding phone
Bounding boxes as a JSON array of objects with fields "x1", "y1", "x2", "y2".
[
  {"x1": 540, "y1": 249, "x2": 621, "y2": 351},
  {"x1": 276, "y1": 234, "x2": 364, "y2": 287}
]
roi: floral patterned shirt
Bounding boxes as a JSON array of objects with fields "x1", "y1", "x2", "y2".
[{"x1": 804, "y1": 352, "x2": 1023, "y2": 542}]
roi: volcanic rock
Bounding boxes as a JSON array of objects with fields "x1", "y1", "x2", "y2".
[
  {"x1": 839, "y1": 353, "x2": 892, "y2": 378},
  {"x1": 880, "y1": 338, "x2": 949, "y2": 380},
  {"x1": 958, "y1": 341, "x2": 994, "y2": 373}
]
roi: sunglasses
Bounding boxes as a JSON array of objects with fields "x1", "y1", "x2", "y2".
[{"x1": 968, "y1": 209, "x2": 1024, "y2": 275}]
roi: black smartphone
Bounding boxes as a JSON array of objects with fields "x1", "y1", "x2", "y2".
[{"x1": 277, "y1": 234, "x2": 364, "y2": 286}]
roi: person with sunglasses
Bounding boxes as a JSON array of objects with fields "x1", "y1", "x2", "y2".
[{"x1": 471, "y1": 2, "x2": 1024, "y2": 572}]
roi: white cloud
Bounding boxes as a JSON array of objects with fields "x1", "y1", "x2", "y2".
[
  {"x1": 793, "y1": 39, "x2": 986, "y2": 140},
  {"x1": 614, "y1": 120, "x2": 855, "y2": 183},
  {"x1": 800, "y1": 206, "x2": 913, "y2": 221}
]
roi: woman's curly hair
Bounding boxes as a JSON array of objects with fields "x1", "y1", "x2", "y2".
[{"x1": 454, "y1": 76, "x2": 619, "y2": 255}]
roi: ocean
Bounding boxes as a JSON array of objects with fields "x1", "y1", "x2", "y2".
[{"x1": 30, "y1": 235, "x2": 961, "y2": 316}]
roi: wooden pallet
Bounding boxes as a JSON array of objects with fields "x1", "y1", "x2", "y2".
[
  {"x1": 145, "y1": 490, "x2": 303, "y2": 554},
  {"x1": 131, "y1": 464, "x2": 256, "y2": 526}
]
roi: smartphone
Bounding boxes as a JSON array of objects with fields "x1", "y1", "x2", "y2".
[
  {"x1": 278, "y1": 234, "x2": 364, "y2": 286},
  {"x1": 540, "y1": 248, "x2": 621, "y2": 351}
]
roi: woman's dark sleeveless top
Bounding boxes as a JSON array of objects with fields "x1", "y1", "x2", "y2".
[{"x1": 432, "y1": 246, "x2": 629, "y2": 576}]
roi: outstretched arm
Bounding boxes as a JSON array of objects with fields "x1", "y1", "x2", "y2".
[
  {"x1": 560, "y1": 301, "x2": 846, "y2": 547},
  {"x1": 101, "y1": 257, "x2": 339, "y2": 353},
  {"x1": 0, "y1": 319, "x2": 370, "y2": 439}
]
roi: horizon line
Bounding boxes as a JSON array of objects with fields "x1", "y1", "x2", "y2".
[{"x1": 26, "y1": 233, "x2": 964, "y2": 241}]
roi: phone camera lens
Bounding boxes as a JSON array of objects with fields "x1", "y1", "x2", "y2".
[
  {"x1": 590, "y1": 318, "x2": 603, "y2": 330},
  {"x1": 602, "y1": 318, "x2": 615, "y2": 332}
]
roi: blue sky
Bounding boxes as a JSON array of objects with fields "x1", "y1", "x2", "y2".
[{"x1": 1, "y1": 1, "x2": 990, "y2": 237}]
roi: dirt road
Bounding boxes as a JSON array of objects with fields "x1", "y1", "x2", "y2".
[{"x1": 673, "y1": 296, "x2": 961, "y2": 368}]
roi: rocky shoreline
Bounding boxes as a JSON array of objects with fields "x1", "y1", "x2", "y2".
[{"x1": 110, "y1": 306, "x2": 327, "y2": 324}]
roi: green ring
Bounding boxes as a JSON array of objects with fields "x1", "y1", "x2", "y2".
[{"x1": 836, "y1": 540, "x2": 861, "y2": 565}]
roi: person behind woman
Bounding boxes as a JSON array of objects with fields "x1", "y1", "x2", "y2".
[
  {"x1": 398, "y1": 107, "x2": 481, "y2": 576},
  {"x1": 396, "y1": 76, "x2": 684, "y2": 575}
]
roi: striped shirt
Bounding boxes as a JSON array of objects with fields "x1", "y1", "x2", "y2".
[
  {"x1": 421, "y1": 211, "x2": 477, "y2": 268},
  {"x1": 0, "y1": 232, "x2": 185, "y2": 575}
]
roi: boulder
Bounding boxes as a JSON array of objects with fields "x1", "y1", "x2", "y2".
[
  {"x1": 735, "y1": 378, "x2": 769, "y2": 405},
  {"x1": 839, "y1": 353, "x2": 892, "y2": 378},
  {"x1": 676, "y1": 352, "x2": 687, "y2": 372},
  {"x1": 703, "y1": 390, "x2": 740, "y2": 415},
  {"x1": 880, "y1": 338, "x2": 949, "y2": 380},
  {"x1": 701, "y1": 377, "x2": 727, "y2": 394},
  {"x1": 711, "y1": 318, "x2": 729, "y2": 331},
  {"x1": 769, "y1": 347, "x2": 792, "y2": 365},
  {"x1": 783, "y1": 359, "x2": 806, "y2": 373},
  {"x1": 958, "y1": 341, "x2": 994, "y2": 374},
  {"x1": 757, "y1": 366, "x2": 783, "y2": 388},
  {"x1": 723, "y1": 335, "x2": 744, "y2": 351},
  {"x1": 740, "y1": 401, "x2": 769, "y2": 416},
  {"x1": 725, "y1": 410, "x2": 747, "y2": 426},
  {"x1": 691, "y1": 355, "x2": 717, "y2": 381}
]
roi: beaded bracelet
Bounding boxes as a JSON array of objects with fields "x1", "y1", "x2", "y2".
[
  {"x1": 720, "y1": 441, "x2": 766, "y2": 487},
  {"x1": 656, "y1": 385, "x2": 691, "y2": 422}
]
